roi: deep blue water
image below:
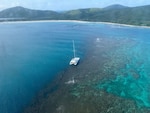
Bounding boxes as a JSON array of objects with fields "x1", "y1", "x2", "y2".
[
  {"x1": 0, "y1": 22, "x2": 150, "y2": 113},
  {"x1": 0, "y1": 22, "x2": 88, "y2": 113}
]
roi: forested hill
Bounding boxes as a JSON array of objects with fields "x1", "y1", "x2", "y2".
[
  {"x1": 0, "y1": 6, "x2": 60, "y2": 20},
  {"x1": 1, "y1": 4, "x2": 150, "y2": 26}
]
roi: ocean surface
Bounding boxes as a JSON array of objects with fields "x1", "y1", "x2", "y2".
[{"x1": 0, "y1": 21, "x2": 150, "y2": 113}]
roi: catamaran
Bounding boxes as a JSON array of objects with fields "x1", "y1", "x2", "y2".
[{"x1": 69, "y1": 40, "x2": 80, "y2": 65}]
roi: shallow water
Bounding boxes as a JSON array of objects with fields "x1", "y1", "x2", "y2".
[
  {"x1": 25, "y1": 36, "x2": 150, "y2": 113},
  {"x1": 97, "y1": 39, "x2": 150, "y2": 108}
]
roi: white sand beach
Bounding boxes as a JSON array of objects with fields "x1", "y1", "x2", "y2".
[{"x1": 1, "y1": 20, "x2": 150, "y2": 29}]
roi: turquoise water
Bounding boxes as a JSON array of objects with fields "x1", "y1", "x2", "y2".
[
  {"x1": 96, "y1": 26, "x2": 150, "y2": 108},
  {"x1": 97, "y1": 40, "x2": 150, "y2": 108},
  {"x1": 0, "y1": 22, "x2": 150, "y2": 113}
]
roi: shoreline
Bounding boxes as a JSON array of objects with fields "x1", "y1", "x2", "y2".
[{"x1": 1, "y1": 20, "x2": 150, "y2": 29}]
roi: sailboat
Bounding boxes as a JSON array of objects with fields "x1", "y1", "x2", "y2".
[{"x1": 69, "y1": 40, "x2": 80, "y2": 65}]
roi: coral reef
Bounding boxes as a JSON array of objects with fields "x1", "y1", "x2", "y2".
[{"x1": 24, "y1": 37, "x2": 150, "y2": 113}]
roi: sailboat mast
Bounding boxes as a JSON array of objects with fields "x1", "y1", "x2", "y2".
[{"x1": 73, "y1": 40, "x2": 76, "y2": 58}]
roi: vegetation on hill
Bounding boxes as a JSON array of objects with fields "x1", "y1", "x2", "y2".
[
  {"x1": 0, "y1": 6, "x2": 60, "y2": 21},
  {"x1": 1, "y1": 5, "x2": 150, "y2": 26}
]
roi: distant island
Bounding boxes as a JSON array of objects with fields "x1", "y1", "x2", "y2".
[{"x1": 1, "y1": 4, "x2": 150, "y2": 26}]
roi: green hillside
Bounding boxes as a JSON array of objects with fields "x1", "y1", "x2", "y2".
[
  {"x1": 0, "y1": 6, "x2": 60, "y2": 21},
  {"x1": 63, "y1": 5, "x2": 150, "y2": 26},
  {"x1": 1, "y1": 5, "x2": 150, "y2": 26}
]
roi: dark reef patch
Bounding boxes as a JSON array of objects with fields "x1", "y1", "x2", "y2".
[{"x1": 24, "y1": 37, "x2": 150, "y2": 113}]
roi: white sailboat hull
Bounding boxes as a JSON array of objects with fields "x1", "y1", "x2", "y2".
[
  {"x1": 69, "y1": 57, "x2": 80, "y2": 65},
  {"x1": 69, "y1": 40, "x2": 80, "y2": 66}
]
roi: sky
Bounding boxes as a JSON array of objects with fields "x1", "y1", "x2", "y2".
[{"x1": 1, "y1": 0, "x2": 150, "y2": 11}]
